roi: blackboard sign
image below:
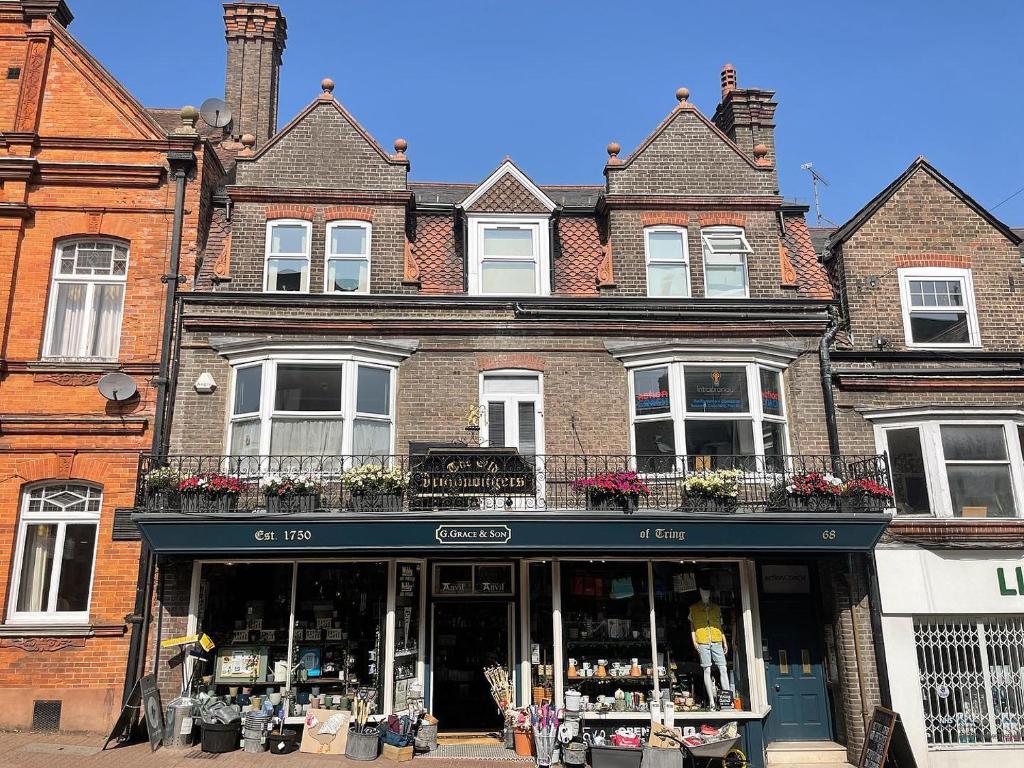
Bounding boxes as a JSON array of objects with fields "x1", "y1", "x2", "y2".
[
  {"x1": 858, "y1": 707, "x2": 917, "y2": 768},
  {"x1": 717, "y1": 689, "x2": 735, "y2": 710},
  {"x1": 140, "y1": 674, "x2": 164, "y2": 752}
]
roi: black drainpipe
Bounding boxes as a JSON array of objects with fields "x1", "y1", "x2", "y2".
[
  {"x1": 121, "y1": 148, "x2": 194, "y2": 704},
  {"x1": 819, "y1": 304, "x2": 842, "y2": 460}
]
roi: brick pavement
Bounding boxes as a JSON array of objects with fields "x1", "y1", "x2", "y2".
[{"x1": 0, "y1": 731, "x2": 522, "y2": 768}]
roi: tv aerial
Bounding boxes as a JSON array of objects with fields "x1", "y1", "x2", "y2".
[
  {"x1": 800, "y1": 163, "x2": 836, "y2": 227},
  {"x1": 97, "y1": 372, "x2": 137, "y2": 402},
  {"x1": 199, "y1": 97, "x2": 232, "y2": 129}
]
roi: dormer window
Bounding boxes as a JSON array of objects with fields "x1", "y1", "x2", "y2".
[
  {"x1": 326, "y1": 221, "x2": 371, "y2": 293},
  {"x1": 264, "y1": 219, "x2": 310, "y2": 293},
  {"x1": 701, "y1": 226, "x2": 752, "y2": 298},
  {"x1": 645, "y1": 226, "x2": 690, "y2": 298},
  {"x1": 468, "y1": 217, "x2": 550, "y2": 296},
  {"x1": 898, "y1": 267, "x2": 979, "y2": 347}
]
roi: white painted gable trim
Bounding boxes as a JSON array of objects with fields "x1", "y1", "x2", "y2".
[{"x1": 458, "y1": 159, "x2": 557, "y2": 212}]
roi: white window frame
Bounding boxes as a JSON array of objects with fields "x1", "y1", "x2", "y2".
[
  {"x1": 479, "y1": 370, "x2": 545, "y2": 455},
  {"x1": 7, "y1": 483, "x2": 101, "y2": 626},
  {"x1": 701, "y1": 226, "x2": 752, "y2": 299},
  {"x1": 467, "y1": 215, "x2": 551, "y2": 297},
  {"x1": 898, "y1": 267, "x2": 980, "y2": 349},
  {"x1": 42, "y1": 239, "x2": 128, "y2": 361},
  {"x1": 264, "y1": 219, "x2": 312, "y2": 293},
  {"x1": 324, "y1": 220, "x2": 372, "y2": 294},
  {"x1": 644, "y1": 225, "x2": 690, "y2": 298},
  {"x1": 226, "y1": 354, "x2": 398, "y2": 456},
  {"x1": 627, "y1": 360, "x2": 789, "y2": 473},
  {"x1": 873, "y1": 414, "x2": 1024, "y2": 518}
]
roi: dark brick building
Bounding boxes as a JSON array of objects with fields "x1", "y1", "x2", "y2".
[
  {"x1": 128, "y1": 5, "x2": 895, "y2": 768},
  {"x1": 819, "y1": 158, "x2": 1024, "y2": 768}
]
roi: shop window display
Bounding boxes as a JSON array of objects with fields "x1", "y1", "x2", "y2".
[
  {"x1": 197, "y1": 563, "x2": 293, "y2": 693},
  {"x1": 561, "y1": 561, "x2": 654, "y2": 713},
  {"x1": 652, "y1": 562, "x2": 748, "y2": 711},
  {"x1": 291, "y1": 562, "x2": 387, "y2": 708},
  {"x1": 529, "y1": 562, "x2": 554, "y2": 703},
  {"x1": 393, "y1": 562, "x2": 422, "y2": 710}
]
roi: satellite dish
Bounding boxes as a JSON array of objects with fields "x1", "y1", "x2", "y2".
[
  {"x1": 97, "y1": 372, "x2": 138, "y2": 402},
  {"x1": 199, "y1": 97, "x2": 232, "y2": 129}
]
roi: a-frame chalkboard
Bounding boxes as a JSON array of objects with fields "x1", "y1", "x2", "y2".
[{"x1": 858, "y1": 707, "x2": 917, "y2": 768}]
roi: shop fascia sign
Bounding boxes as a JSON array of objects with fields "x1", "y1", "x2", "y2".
[
  {"x1": 996, "y1": 565, "x2": 1024, "y2": 596},
  {"x1": 435, "y1": 524, "x2": 512, "y2": 545}
]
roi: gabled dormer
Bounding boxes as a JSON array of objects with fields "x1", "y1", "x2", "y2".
[{"x1": 458, "y1": 159, "x2": 556, "y2": 296}]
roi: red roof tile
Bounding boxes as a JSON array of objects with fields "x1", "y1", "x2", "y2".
[
  {"x1": 782, "y1": 213, "x2": 833, "y2": 299},
  {"x1": 556, "y1": 217, "x2": 605, "y2": 295},
  {"x1": 410, "y1": 213, "x2": 462, "y2": 294}
]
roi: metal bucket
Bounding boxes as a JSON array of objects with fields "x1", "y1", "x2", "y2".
[
  {"x1": 163, "y1": 700, "x2": 197, "y2": 749},
  {"x1": 564, "y1": 742, "x2": 588, "y2": 766},
  {"x1": 345, "y1": 729, "x2": 380, "y2": 761},
  {"x1": 415, "y1": 721, "x2": 438, "y2": 752}
]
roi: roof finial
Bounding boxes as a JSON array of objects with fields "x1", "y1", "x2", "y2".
[
  {"x1": 176, "y1": 105, "x2": 199, "y2": 135},
  {"x1": 675, "y1": 87, "x2": 690, "y2": 107},
  {"x1": 239, "y1": 133, "x2": 256, "y2": 156},
  {"x1": 320, "y1": 77, "x2": 335, "y2": 99},
  {"x1": 753, "y1": 143, "x2": 770, "y2": 166},
  {"x1": 606, "y1": 142, "x2": 622, "y2": 165},
  {"x1": 393, "y1": 137, "x2": 408, "y2": 160}
]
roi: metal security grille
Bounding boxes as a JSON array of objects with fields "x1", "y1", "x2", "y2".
[
  {"x1": 915, "y1": 616, "x2": 1024, "y2": 746},
  {"x1": 31, "y1": 700, "x2": 61, "y2": 732}
]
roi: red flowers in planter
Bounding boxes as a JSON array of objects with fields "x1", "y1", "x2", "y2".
[
  {"x1": 785, "y1": 471, "x2": 844, "y2": 498},
  {"x1": 842, "y1": 478, "x2": 894, "y2": 500},
  {"x1": 177, "y1": 473, "x2": 247, "y2": 496},
  {"x1": 571, "y1": 471, "x2": 652, "y2": 501}
]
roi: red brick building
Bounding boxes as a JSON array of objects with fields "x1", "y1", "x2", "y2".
[{"x1": 0, "y1": 0, "x2": 222, "y2": 732}]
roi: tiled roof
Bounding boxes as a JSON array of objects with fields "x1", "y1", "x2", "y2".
[
  {"x1": 556, "y1": 216, "x2": 605, "y2": 295},
  {"x1": 466, "y1": 172, "x2": 551, "y2": 214},
  {"x1": 409, "y1": 182, "x2": 603, "y2": 209},
  {"x1": 409, "y1": 213, "x2": 462, "y2": 294},
  {"x1": 781, "y1": 214, "x2": 833, "y2": 299}
]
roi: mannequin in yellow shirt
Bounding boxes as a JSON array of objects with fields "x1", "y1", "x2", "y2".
[{"x1": 689, "y1": 586, "x2": 729, "y2": 709}]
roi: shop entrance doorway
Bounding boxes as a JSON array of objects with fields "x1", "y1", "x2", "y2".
[
  {"x1": 431, "y1": 600, "x2": 512, "y2": 731},
  {"x1": 761, "y1": 571, "x2": 833, "y2": 742}
]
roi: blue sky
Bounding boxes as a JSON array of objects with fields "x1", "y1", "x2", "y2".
[{"x1": 73, "y1": 0, "x2": 1024, "y2": 225}]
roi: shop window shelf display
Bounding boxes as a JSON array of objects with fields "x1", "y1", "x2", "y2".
[{"x1": 136, "y1": 452, "x2": 892, "y2": 515}]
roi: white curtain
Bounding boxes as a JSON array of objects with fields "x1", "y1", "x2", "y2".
[
  {"x1": 90, "y1": 284, "x2": 124, "y2": 359},
  {"x1": 270, "y1": 418, "x2": 344, "y2": 456},
  {"x1": 47, "y1": 283, "x2": 87, "y2": 357},
  {"x1": 16, "y1": 524, "x2": 56, "y2": 612},
  {"x1": 353, "y1": 418, "x2": 390, "y2": 457}
]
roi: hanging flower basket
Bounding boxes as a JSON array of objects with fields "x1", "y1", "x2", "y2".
[{"x1": 571, "y1": 471, "x2": 651, "y2": 514}]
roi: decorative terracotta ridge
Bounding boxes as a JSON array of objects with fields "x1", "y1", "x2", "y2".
[
  {"x1": 478, "y1": 354, "x2": 545, "y2": 372},
  {"x1": 212, "y1": 233, "x2": 232, "y2": 281},
  {"x1": 640, "y1": 212, "x2": 689, "y2": 228},
  {"x1": 597, "y1": 242, "x2": 616, "y2": 290},
  {"x1": 324, "y1": 205, "x2": 374, "y2": 223},
  {"x1": 894, "y1": 253, "x2": 972, "y2": 269},
  {"x1": 265, "y1": 203, "x2": 315, "y2": 221},
  {"x1": 698, "y1": 212, "x2": 747, "y2": 228},
  {"x1": 402, "y1": 239, "x2": 421, "y2": 287}
]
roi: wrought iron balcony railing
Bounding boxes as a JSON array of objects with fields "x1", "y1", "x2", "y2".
[{"x1": 135, "y1": 451, "x2": 892, "y2": 516}]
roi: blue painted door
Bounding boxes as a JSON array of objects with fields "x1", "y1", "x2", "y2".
[{"x1": 761, "y1": 590, "x2": 832, "y2": 742}]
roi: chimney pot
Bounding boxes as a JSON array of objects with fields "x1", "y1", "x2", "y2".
[{"x1": 721, "y1": 63, "x2": 737, "y2": 97}]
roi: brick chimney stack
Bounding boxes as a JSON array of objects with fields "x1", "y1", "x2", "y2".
[
  {"x1": 223, "y1": 2, "x2": 287, "y2": 148},
  {"x1": 711, "y1": 63, "x2": 778, "y2": 167}
]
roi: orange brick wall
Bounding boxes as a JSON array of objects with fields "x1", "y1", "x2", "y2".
[{"x1": 0, "y1": 7, "x2": 211, "y2": 733}]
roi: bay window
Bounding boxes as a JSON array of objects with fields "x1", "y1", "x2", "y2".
[
  {"x1": 645, "y1": 226, "x2": 690, "y2": 298},
  {"x1": 701, "y1": 227, "x2": 751, "y2": 298},
  {"x1": 326, "y1": 221, "x2": 371, "y2": 293},
  {"x1": 264, "y1": 220, "x2": 310, "y2": 292},
  {"x1": 228, "y1": 357, "x2": 396, "y2": 456},
  {"x1": 899, "y1": 267, "x2": 979, "y2": 347},
  {"x1": 878, "y1": 417, "x2": 1024, "y2": 517},
  {"x1": 43, "y1": 239, "x2": 127, "y2": 361},
  {"x1": 468, "y1": 217, "x2": 550, "y2": 296},
  {"x1": 630, "y1": 362, "x2": 788, "y2": 473},
  {"x1": 8, "y1": 484, "x2": 101, "y2": 625}
]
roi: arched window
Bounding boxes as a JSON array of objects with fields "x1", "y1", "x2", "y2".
[
  {"x1": 8, "y1": 484, "x2": 101, "y2": 624},
  {"x1": 43, "y1": 239, "x2": 128, "y2": 360}
]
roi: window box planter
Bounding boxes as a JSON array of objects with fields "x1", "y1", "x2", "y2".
[
  {"x1": 685, "y1": 495, "x2": 738, "y2": 515},
  {"x1": 180, "y1": 494, "x2": 238, "y2": 514},
  {"x1": 572, "y1": 471, "x2": 650, "y2": 515},
  {"x1": 147, "y1": 489, "x2": 177, "y2": 511},
  {"x1": 839, "y1": 496, "x2": 887, "y2": 514},
  {"x1": 587, "y1": 495, "x2": 639, "y2": 514},
  {"x1": 265, "y1": 493, "x2": 320, "y2": 515},
  {"x1": 783, "y1": 495, "x2": 839, "y2": 513},
  {"x1": 351, "y1": 492, "x2": 403, "y2": 513}
]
